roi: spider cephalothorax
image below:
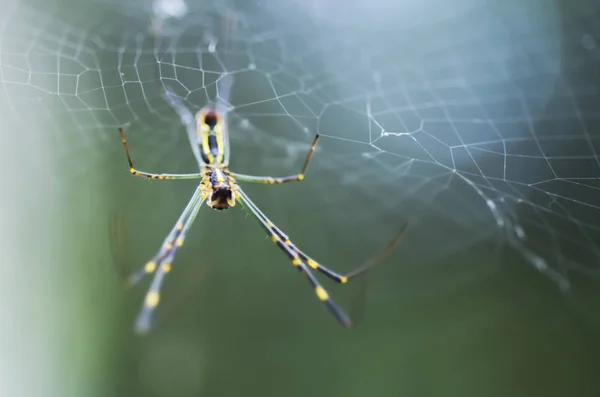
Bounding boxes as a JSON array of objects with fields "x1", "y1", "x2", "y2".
[
  {"x1": 206, "y1": 169, "x2": 236, "y2": 210},
  {"x1": 208, "y1": 185, "x2": 234, "y2": 210}
]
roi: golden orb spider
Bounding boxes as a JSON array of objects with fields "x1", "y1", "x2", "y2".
[{"x1": 117, "y1": 82, "x2": 406, "y2": 334}]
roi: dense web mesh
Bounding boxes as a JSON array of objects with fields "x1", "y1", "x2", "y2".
[{"x1": 1, "y1": 0, "x2": 599, "y2": 301}]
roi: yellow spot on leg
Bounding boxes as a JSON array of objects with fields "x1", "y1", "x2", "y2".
[
  {"x1": 315, "y1": 286, "x2": 329, "y2": 301},
  {"x1": 145, "y1": 292, "x2": 160, "y2": 308},
  {"x1": 292, "y1": 258, "x2": 301, "y2": 266},
  {"x1": 165, "y1": 242, "x2": 173, "y2": 250},
  {"x1": 129, "y1": 167, "x2": 135, "y2": 174},
  {"x1": 176, "y1": 222, "x2": 184, "y2": 230},
  {"x1": 284, "y1": 239, "x2": 291, "y2": 245},
  {"x1": 162, "y1": 263, "x2": 172, "y2": 272},
  {"x1": 307, "y1": 259, "x2": 318, "y2": 269},
  {"x1": 298, "y1": 174, "x2": 304, "y2": 181},
  {"x1": 176, "y1": 237, "x2": 184, "y2": 247},
  {"x1": 340, "y1": 276, "x2": 348, "y2": 284},
  {"x1": 144, "y1": 262, "x2": 157, "y2": 273},
  {"x1": 271, "y1": 234, "x2": 279, "y2": 242}
]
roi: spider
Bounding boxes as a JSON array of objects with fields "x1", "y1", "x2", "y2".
[{"x1": 117, "y1": 85, "x2": 407, "y2": 334}]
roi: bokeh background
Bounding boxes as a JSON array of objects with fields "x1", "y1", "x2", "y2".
[{"x1": 1, "y1": 0, "x2": 599, "y2": 396}]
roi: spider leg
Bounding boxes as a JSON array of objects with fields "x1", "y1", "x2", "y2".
[
  {"x1": 161, "y1": 87, "x2": 205, "y2": 166},
  {"x1": 230, "y1": 134, "x2": 319, "y2": 184},
  {"x1": 238, "y1": 186, "x2": 407, "y2": 284},
  {"x1": 236, "y1": 187, "x2": 353, "y2": 327},
  {"x1": 131, "y1": 184, "x2": 208, "y2": 334},
  {"x1": 119, "y1": 128, "x2": 207, "y2": 180}
]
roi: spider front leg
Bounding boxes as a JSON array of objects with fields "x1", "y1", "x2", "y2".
[
  {"x1": 230, "y1": 134, "x2": 319, "y2": 184},
  {"x1": 238, "y1": 187, "x2": 407, "y2": 284},
  {"x1": 236, "y1": 187, "x2": 352, "y2": 327},
  {"x1": 132, "y1": 184, "x2": 209, "y2": 333},
  {"x1": 118, "y1": 128, "x2": 206, "y2": 180},
  {"x1": 236, "y1": 187, "x2": 407, "y2": 327}
]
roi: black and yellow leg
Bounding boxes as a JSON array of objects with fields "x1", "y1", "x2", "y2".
[
  {"x1": 230, "y1": 134, "x2": 319, "y2": 184},
  {"x1": 132, "y1": 186, "x2": 208, "y2": 334},
  {"x1": 296, "y1": 223, "x2": 408, "y2": 282},
  {"x1": 237, "y1": 188, "x2": 352, "y2": 327},
  {"x1": 237, "y1": 187, "x2": 408, "y2": 284},
  {"x1": 118, "y1": 128, "x2": 207, "y2": 180},
  {"x1": 125, "y1": 181, "x2": 208, "y2": 287},
  {"x1": 125, "y1": 217, "x2": 184, "y2": 287}
]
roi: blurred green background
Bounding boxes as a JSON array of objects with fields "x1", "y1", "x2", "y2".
[{"x1": 1, "y1": 0, "x2": 599, "y2": 396}]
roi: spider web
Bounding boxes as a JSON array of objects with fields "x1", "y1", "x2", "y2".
[{"x1": 1, "y1": 0, "x2": 599, "y2": 308}]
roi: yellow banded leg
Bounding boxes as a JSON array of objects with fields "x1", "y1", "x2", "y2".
[
  {"x1": 240, "y1": 189, "x2": 408, "y2": 284},
  {"x1": 125, "y1": 183, "x2": 208, "y2": 287},
  {"x1": 229, "y1": 173, "x2": 305, "y2": 184},
  {"x1": 134, "y1": 190, "x2": 208, "y2": 334},
  {"x1": 129, "y1": 170, "x2": 205, "y2": 180},
  {"x1": 274, "y1": 224, "x2": 407, "y2": 283},
  {"x1": 125, "y1": 224, "x2": 182, "y2": 287},
  {"x1": 229, "y1": 134, "x2": 319, "y2": 184},
  {"x1": 236, "y1": 188, "x2": 350, "y2": 284},
  {"x1": 268, "y1": 223, "x2": 349, "y2": 284},
  {"x1": 237, "y1": 188, "x2": 352, "y2": 327},
  {"x1": 118, "y1": 128, "x2": 206, "y2": 180}
]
